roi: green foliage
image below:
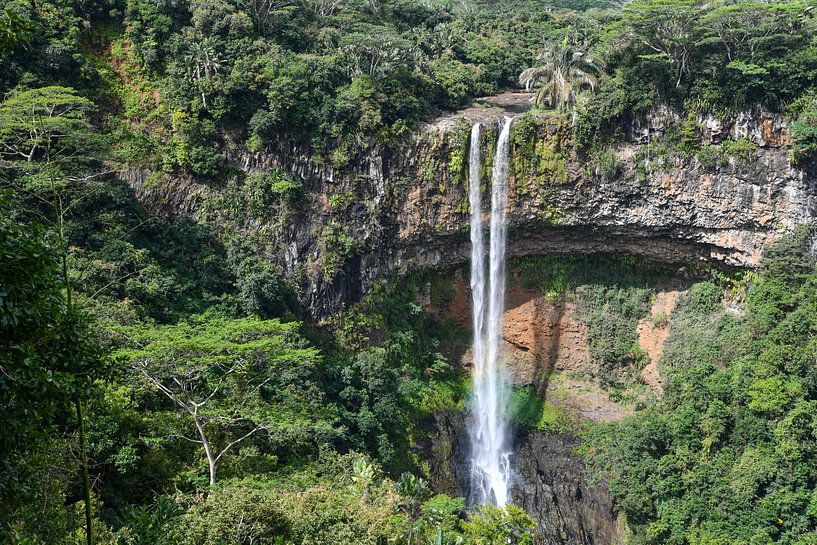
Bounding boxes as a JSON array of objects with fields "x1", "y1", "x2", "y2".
[
  {"x1": 697, "y1": 138, "x2": 759, "y2": 169},
  {"x1": 586, "y1": 230, "x2": 817, "y2": 544},
  {"x1": 319, "y1": 222, "x2": 358, "y2": 282},
  {"x1": 678, "y1": 113, "x2": 701, "y2": 154},
  {"x1": 165, "y1": 111, "x2": 221, "y2": 176},
  {"x1": 447, "y1": 126, "x2": 470, "y2": 187},
  {"x1": 584, "y1": 146, "x2": 622, "y2": 179},
  {"x1": 178, "y1": 457, "x2": 405, "y2": 545},
  {"x1": 0, "y1": 8, "x2": 36, "y2": 56},
  {"x1": 721, "y1": 138, "x2": 758, "y2": 164},
  {"x1": 519, "y1": 40, "x2": 601, "y2": 112},
  {"x1": 576, "y1": 283, "x2": 653, "y2": 389},
  {"x1": 0, "y1": 86, "x2": 98, "y2": 171},
  {"x1": 6, "y1": 0, "x2": 817, "y2": 543},
  {"x1": 115, "y1": 311, "x2": 338, "y2": 484},
  {"x1": 574, "y1": 72, "x2": 656, "y2": 152},
  {"x1": 508, "y1": 386, "x2": 572, "y2": 432},
  {"x1": 147, "y1": 456, "x2": 539, "y2": 545},
  {"x1": 398, "y1": 472, "x2": 431, "y2": 522},
  {"x1": 220, "y1": 170, "x2": 305, "y2": 221},
  {"x1": 575, "y1": 0, "x2": 817, "y2": 158},
  {"x1": 110, "y1": 496, "x2": 181, "y2": 545},
  {"x1": 461, "y1": 504, "x2": 536, "y2": 545},
  {"x1": 791, "y1": 109, "x2": 817, "y2": 165},
  {"x1": 0, "y1": 197, "x2": 105, "y2": 542},
  {"x1": 228, "y1": 245, "x2": 294, "y2": 319},
  {"x1": 328, "y1": 277, "x2": 467, "y2": 473},
  {"x1": 695, "y1": 138, "x2": 757, "y2": 169},
  {"x1": 509, "y1": 114, "x2": 570, "y2": 191},
  {"x1": 516, "y1": 253, "x2": 671, "y2": 302}
]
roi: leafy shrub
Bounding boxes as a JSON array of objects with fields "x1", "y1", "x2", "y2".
[
  {"x1": 791, "y1": 110, "x2": 817, "y2": 165},
  {"x1": 461, "y1": 504, "x2": 536, "y2": 545},
  {"x1": 586, "y1": 230, "x2": 817, "y2": 544},
  {"x1": 585, "y1": 146, "x2": 622, "y2": 179},
  {"x1": 720, "y1": 138, "x2": 758, "y2": 165},
  {"x1": 319, "y1": 222, "x2": 358, "y2": 281},
  {"x1": 180, "y1": 465, "x2": 401, "y2": 545},
  {"x1": 575, "y1": 284, "x2": 653, "y2": 389},
  {"x1": 244, "y1": 170, "x2": 304, "y2": 213}
]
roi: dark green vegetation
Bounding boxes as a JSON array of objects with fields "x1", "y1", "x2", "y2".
[
  {"x1": 0, "y1": 200, "x2": 534, "y2": 543},
  {"x1": 3, "y1": 0, "x2": 817, "y2": 543},
  {"x1": 4, "y1": 0, "x2": 816, "y2": 179},
  {"x1": 513, "y1": 243, "x2": 817, "y2": 544},
  {"x1": 586, "y1": 229, "x2": 817, "y2": 545}
]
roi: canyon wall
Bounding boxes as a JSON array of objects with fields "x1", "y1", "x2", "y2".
[{"x1": 124, "y1": 93, "x2": 815, "y2": 318}]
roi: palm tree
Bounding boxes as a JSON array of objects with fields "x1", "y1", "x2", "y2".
[
  {"x1": 184, "y1": 36, "x2": 223, "y2": 110},
  {"x1": 397, "y1": 472, "x2": 430, "y2": 545},
  {"x1": 519, "y1": 40, "x2": 601, "y2": 114}
]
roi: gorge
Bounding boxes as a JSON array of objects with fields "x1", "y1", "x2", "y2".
[
  {"x1": 5, "y1": 1, "x2": 817, "y2": 543},
  {"x1": 111, "y1": 91, "x2": 817, "y2": 541},
  {"x1": 122, "y1": 98, "x2": 817, "y2": 543}
]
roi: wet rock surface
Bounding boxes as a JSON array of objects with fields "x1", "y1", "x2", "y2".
[
  {"x1": 512, "y1": 432, "x2": 618, "y2": 545},
  {"x1": 417, "y1": 409, "x2": 472, "y2": 499},
  {"x1": 421, "y1": 410, "x2": 619, "y2": 545}
]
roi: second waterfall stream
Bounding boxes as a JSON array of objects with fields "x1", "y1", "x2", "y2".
[{"x1": 468, "y1": 117, "x2": 513, "y2": 507}]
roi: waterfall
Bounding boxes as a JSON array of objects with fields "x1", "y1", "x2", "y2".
[{"x1": 468, "y1": 117, "x2": 513, "y2": 507}]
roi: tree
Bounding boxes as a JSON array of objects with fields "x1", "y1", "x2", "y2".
[
  {"x1": 0, "y1": 8, "x2": 36, "y2": 56},
  {"x1": 518, "y1": 40, "x2": 600, "y2": 113},
  {"x1": 461, "y1": 505, "x2": 536, "y2": 545},
  {"x1": 699, "y1": 1, "x2": 807, "y2": 64},
  {"x1": 0, "y1": 85, "x2": 108, "y2": 545},
  {"x1": 0, "y1": 196, "x2": 103, "y2": 543},
  {"x1": 397, "y1": 472, "x2": 430, "y2": 545},
  {"x1": 181, "y1": 35, "x2": 225, "y2": 110},
  {"x1": 339, "y1": 31, "x2": 419, "y2": 79},
  {"x1": 116, "y1": 312, "x2": 325, "y2": 486},
  {"x1": 0, "y1": 86, "x2": 96, "y2": 166},
  {"x1": 617, "y1": 0, "x2": 701, "y2": 88},
  {"x1": 249, "y1": 0, "x2": 299, "y2": 34}
]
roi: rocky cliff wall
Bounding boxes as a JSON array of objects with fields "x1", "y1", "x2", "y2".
[
  {"x1": 418, "y1": 409, "x2": 620, "y2": 545},
  {"x1": 124, "y1": 93, "x2": 815, "y2": 317}
]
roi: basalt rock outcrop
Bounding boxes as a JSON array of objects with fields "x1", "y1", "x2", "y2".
[
  {"x1": 419, "y1": 408, "x2": 619, "y2": 545},
  {"x1": 512, "y1": 432, "x2": 620, "y2": 545},
  {"x1": 123, "y1": 92, "x2": 816, "y2": 317}
]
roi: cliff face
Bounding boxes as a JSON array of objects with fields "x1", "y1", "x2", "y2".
[
  {"x1": 418, "y1": 409, "x2": 619, "y2": 545},
  {"x1": 513, "y1": 432, "x2": 620, "y2": 545},
  {"x1": 124, "y1": 92, "x2": 815, "y2": 317}
]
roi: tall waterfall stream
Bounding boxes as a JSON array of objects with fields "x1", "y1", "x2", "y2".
[{"x1": 468, "y1": 117, "x2": 513, "y2": 507}]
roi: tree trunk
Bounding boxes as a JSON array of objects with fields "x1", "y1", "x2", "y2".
[
  {"x1": 208, "y1": 456, "x2": 217, "y2": 486},
  {"x1": 193, "y1": 414, "x2": 217, "y2": 486},
  {"x1": 76, "y1": 398, "x2": 93, "y2": 545}
]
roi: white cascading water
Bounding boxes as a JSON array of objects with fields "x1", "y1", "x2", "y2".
[{"x1": 468, "y1": 117, "x2": 513, "y2": 507}]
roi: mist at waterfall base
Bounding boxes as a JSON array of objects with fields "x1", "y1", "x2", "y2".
[{"x1": 467, "y1": 118, "x2": 513, "y2": 507}]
